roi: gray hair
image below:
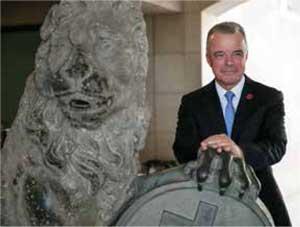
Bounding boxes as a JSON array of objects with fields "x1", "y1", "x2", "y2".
[{"x1": 206, "y1": 21, "x2": 248, "y2": 53}]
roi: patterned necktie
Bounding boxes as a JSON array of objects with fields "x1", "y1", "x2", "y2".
[{"x1": 224, "y1": 91, "x2": 235, "y2": 137}]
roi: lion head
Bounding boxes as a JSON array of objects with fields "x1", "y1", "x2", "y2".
[{"x1": 35, "y1": 0, "x2": 148, "y2": 129}]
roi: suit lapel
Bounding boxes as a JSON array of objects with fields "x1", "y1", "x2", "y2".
[
  {"x1": 202, "y1": 81, "x2": 227, "y2": 134},
  {"x1": 231, "y1": 77, "x2": 259, "y2": 141}
]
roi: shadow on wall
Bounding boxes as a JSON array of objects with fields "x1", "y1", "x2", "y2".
[{"x1": 140, "y1": 159, "x2": 178, "y2": 175}]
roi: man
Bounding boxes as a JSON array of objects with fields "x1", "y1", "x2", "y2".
[{"x1": 173, "y1": 22, "x2": 291, "y2": 226}]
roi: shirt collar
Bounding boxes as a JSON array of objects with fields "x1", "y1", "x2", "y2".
[{"x1": 215, "y1": 75, "x2": 245, "y2": 99}]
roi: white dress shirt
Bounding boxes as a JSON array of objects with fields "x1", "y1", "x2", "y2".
[{"x1": 215, "y1": 75, "x2": 245, "y2": 117}]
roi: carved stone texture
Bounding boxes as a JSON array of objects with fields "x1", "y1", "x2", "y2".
[{"x1": 1, "y1": 0, "x2": 149, "y2": 226}]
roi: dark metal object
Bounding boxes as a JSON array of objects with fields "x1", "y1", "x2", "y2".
[
  {"x1": 115, "y1": 148, "x2": 274, "y2": 226},
  {"x1": 196, "y1": 149, "x2": 256, "y2": 197}
]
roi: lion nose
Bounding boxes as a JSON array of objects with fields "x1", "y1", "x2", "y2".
[{"x1": 70, "y1": 99, "x2": 91, "y2": 110}]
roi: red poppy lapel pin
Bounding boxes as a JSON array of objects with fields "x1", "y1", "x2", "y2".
[{"x1": 245, "y1": 93, "x2": 254, "y2": 100}]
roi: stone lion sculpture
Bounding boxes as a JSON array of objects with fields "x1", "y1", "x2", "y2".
[{"x1": 1, "y1": 0, "x2": 149, "y2": 226}]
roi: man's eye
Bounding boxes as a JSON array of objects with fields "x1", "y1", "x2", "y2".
[
  {"x1": 233, "y1": 51, "x2": 244, "y2": 57},
  {"x1": 214, "y1": 52, "x2": 224, "y2": 58}
]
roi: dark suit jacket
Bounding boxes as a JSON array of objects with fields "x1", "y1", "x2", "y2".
[{"x1": 173, "y1": 75, "x2": 291, "y2": 226}]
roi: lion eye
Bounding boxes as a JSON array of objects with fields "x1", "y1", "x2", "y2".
[
  {"x1": 51, "y1": 73, "x2": 70, "y2": 93},
  {"x1": 82, "y1": 73, "x2": 109, "y2": 96}
]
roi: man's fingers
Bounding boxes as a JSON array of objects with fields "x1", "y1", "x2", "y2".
[
  {"x1": 223, "y1": 145, "x2": 231, "y2": 152},
  {"x1": 200, "y1": 134, "x2": 244, "y2": 159},
  {"x1": 202, "y1": 141, "x2": 234, "y2": 154}
]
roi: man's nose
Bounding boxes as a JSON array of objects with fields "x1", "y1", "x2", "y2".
[{"x1": 225, "y1": 55, "x2": 234, "y2": 66}]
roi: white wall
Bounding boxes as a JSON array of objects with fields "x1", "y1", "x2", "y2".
[{"x1": 202, "y1": 0, "x2": 300, "y2": 225}]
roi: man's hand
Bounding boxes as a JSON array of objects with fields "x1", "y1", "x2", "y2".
[{"x1": 200, "y1": 134, "x2": 244, "y2": 159}]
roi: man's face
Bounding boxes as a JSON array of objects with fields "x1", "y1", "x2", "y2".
[{"x1": 206, "y1": 32, "x2": 248, "y2": 90}]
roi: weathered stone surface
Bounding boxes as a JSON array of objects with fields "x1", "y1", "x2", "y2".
[
  {"x1": 1, "y1": 0, "x2": 148, "y2": 226},
  {"x1": 116, "y1": 149, "x2": 274, "y2": 226}
]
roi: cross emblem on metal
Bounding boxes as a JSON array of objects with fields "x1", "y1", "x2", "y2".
[{"x1": 159, "y1": 201, "x2": 218, "y2": 226}]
